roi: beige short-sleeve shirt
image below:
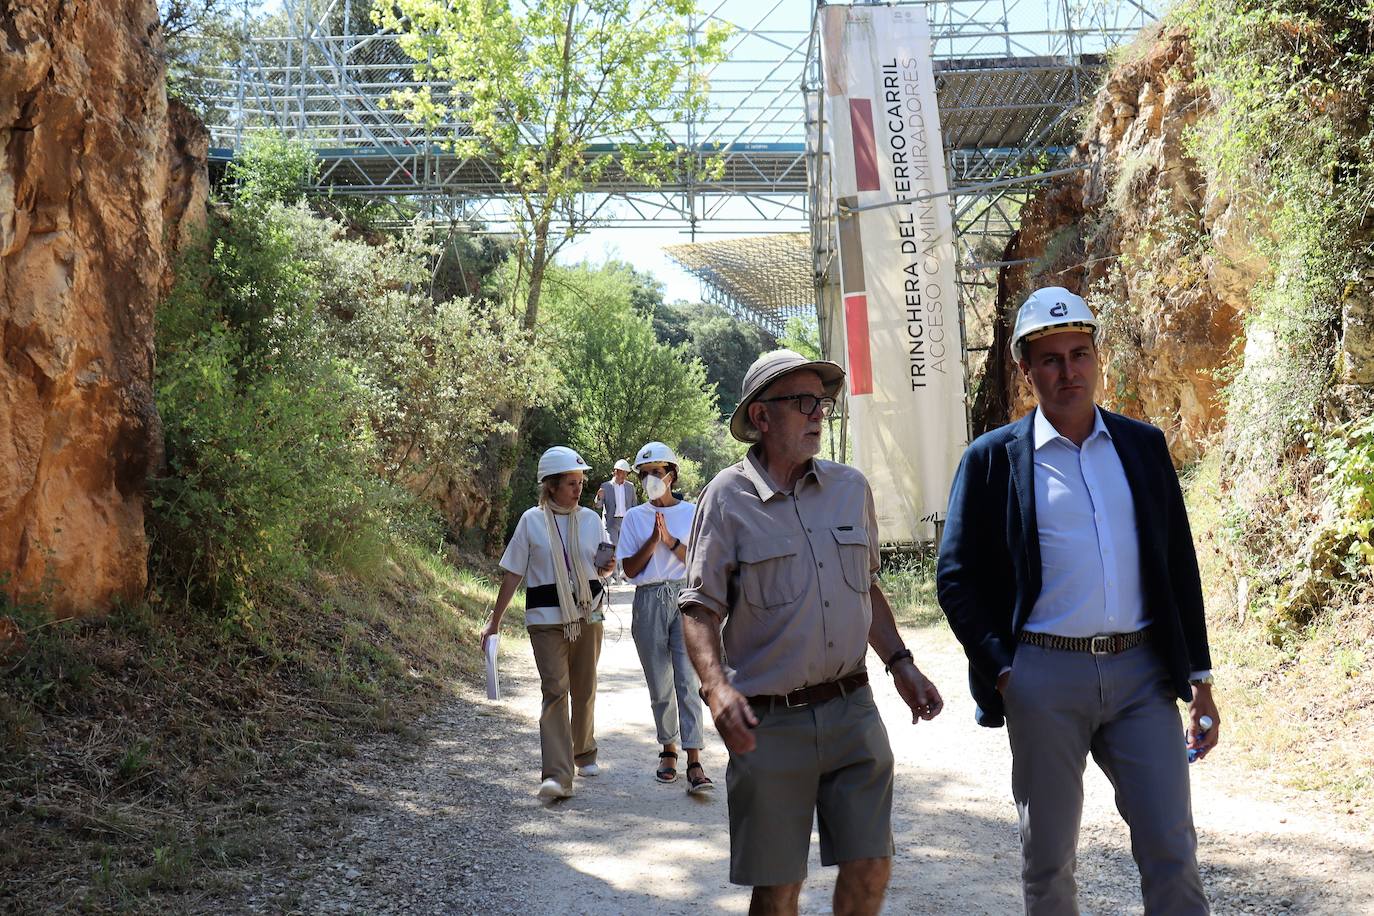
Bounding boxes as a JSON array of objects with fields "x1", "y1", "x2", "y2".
[{"x1": 679, "y1": 448, "x2": 882, "y2": 697}]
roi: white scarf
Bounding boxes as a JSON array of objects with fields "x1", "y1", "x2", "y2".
[{"x1": 541, "y1": 501, "x2": 595, "y2": 641}]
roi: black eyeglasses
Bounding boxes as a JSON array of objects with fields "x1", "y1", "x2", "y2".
[{"x1": 757, "y1": 394, "x2": 837, "y2": 418}]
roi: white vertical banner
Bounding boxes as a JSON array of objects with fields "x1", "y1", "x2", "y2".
[{"x1": 819, "y1": 3, "x2": 967, "y2": 543}]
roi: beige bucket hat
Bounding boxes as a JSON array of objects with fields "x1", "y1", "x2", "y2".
[{"x1": 729, "y1": 349, "x2": 845, "y2": 443}]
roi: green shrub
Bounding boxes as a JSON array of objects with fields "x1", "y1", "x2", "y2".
[{"x1": 152, "y1": 138, "x2": 550, "y2": 615}]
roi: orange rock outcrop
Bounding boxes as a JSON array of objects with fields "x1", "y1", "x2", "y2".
[
  {"x1": 1, "y1": 1, "x2": 204, "y2": 615},
  {"x1": 981, "y1": 28, "x2": 1267, "y2": 462}
]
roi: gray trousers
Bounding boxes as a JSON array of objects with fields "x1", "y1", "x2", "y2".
[
  {"x1": 630, "y1": 580, "x2": 703, "y2": 749},
  {"x1": 605, "y1": 516, "x2": 624, "y2": 577},
  {"x1": 1002, "y1": 641, "x2": 1209, "y2": 916}
]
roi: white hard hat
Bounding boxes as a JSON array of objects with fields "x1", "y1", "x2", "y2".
[
  {"x1": 537, "y1": 445, "x2": 592, "y2": 481},
  {"x1": 613, "y1": 459, "x2": 632, "y2": 473},
  {"x1": 634, "y1": 441, "x2": 679, "y2": 468},
  {"x1": 1011, "y1": 287, "x2": 1100, "y2": 361}
]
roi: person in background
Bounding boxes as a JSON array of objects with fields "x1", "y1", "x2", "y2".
[
  {"x1": 594, "y1": 458, "x2": 637, "y2": 583},
  {"x1": 681, "y1": 349, "x2": 944, "y2": 916},
  {"x1": 481, "y1": 446, "x2": 614, "y2": 800},
  {"x1": 937, "y1": 287, "x2": 1218, "y2": 914},
  {"x1": 617, "y1": 441, "x2": 713, "y2": 794}
]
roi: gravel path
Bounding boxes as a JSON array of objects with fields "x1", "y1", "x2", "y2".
[{"x1": 231, "y1": 584, "x2": 1374, "y2": 914}]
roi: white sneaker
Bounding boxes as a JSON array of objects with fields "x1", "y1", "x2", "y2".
[
  {"x1": 577, "y1": 764, "x2": 600, "y2": 777},
  {"x1": 538, "y1": 778, "x2": 572, "y2": 799}
]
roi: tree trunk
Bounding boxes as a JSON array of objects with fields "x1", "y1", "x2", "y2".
[{"x1": 523, "y1": 228, "x2": 550, "y2": 331}]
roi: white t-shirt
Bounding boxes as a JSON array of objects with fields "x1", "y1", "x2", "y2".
[
  {"x1": 500, "y1": 505, "x2": 608, "y2": 627},
  {"x1": 613, "y1": 482, "x2": 627, "y2": 517},
  {"x1": 615, "y1": 500, "x2": 696, "y2": 585}
]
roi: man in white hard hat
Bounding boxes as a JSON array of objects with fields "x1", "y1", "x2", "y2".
[
  {"x1": 936, "y1": 287, "x2": 1220, "y2": 914},
  {"x1": 594, "y1": 458, "x2": 638, "y2": 583},
  {"x1": 680, "y1": 349, "x2": 944, "y2": 915}
]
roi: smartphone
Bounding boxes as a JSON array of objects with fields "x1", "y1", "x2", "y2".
[{"x1": 594, "y1": 541, "x2": 615, "y2": 568}]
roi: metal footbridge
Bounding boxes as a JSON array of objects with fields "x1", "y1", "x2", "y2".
[{"x1": 200, "y1": 0, "x2": 1161, "y2": 332}]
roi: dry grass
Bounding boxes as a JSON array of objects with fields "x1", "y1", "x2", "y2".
[
  {"x1": 0, "y1": 546, "x2": 508, "y2": 914},
  {"x1": 1185, "y1": 450, "x2": 1374, "y2": 826}
]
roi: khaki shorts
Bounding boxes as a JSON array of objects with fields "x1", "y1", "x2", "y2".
[{"x1": 726, "y1": 682, "x2": 895, "y2": 886}]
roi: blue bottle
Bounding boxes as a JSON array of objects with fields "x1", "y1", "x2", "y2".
[{"x1": 1187, "y1": 715, "x2": 1214, "y2": 764}]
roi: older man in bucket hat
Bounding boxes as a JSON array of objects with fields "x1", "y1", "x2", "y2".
[
  {"x1": 937, "y1": 287, "x2": 1219, "y2": 914},
  {"x1": 680, "y1": 349, "x2": 944, "y2": 916}
]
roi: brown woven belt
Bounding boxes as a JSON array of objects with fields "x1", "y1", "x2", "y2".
[
  {"x1": 1019, "y1": 628, "x2": 1150, "y2": 655},
  {"x1": 748, "y1": 671, "x2": 869, "y2": 709}
]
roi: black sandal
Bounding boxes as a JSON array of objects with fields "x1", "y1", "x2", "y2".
[
  {"x1": 685, "y1": 760, "x2": 714, "y2": 794},
  {"x1": 656, "y1": 751, "x2": 678, "y2": 783}
]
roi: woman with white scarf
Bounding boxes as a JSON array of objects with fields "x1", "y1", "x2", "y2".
[{"x1": 481, "y1": 446, "x2": 613, "y2": 799}]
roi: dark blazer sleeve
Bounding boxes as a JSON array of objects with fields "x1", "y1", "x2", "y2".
[
  {"x1": 937, "y1": 442, "x2": 1016, "y2": 685},
  {"x1": 1158, "y1": 427, "x2": 1211, "y2": 671}
]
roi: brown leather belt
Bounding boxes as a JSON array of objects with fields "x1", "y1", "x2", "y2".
[
  {"x1": 1019, "y1": 628, "x2": 1150, "y2": 655},
  {"x1": 748, "y1": 671, "x2": 869, "y2": 709}
]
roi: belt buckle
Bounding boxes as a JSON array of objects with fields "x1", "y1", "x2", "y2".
[
  {"x1": 784, "y1": 689, "x2": 810, "y2": 708},
  {"x1": 1090, "y1": 635, "x2": 1113, "y2": 655}
]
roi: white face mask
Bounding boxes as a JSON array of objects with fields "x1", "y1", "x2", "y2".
[{"x1": 641, "y1": 473, "x2": 668, "y2": 501}]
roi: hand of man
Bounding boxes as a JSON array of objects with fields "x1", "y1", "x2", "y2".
[
  {"x1": 892, "y1": 660, "x2": 943, "y2": 723},
  {"x1": 996, "y1": 669, "x2": 1012, "y2": 694},
  {"x1": 1187, "y1": 684, "x2": 1221, "y2": 761},
  {"x1": 706, "y1": 682, "x2": 759, "y2": 754}
]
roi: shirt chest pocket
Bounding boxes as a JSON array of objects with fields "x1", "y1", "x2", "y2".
[
  {"x1": 832, "y1": 526, "x2": 871, "y2": 593},
  {"x1": 738, "y1": 536, "x2": 803, "y2": 609}
]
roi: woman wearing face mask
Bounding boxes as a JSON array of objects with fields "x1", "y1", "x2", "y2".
[
  {"x1": 616, "y1": 442, "x2": 713, "y2": 794},
  {"x1": 481, "y1": 446, "x2": 614, "y2": 800}
]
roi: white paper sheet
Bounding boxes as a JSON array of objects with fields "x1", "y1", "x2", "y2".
[{"x1": 484, "y1": 634, "x2": 500, "y2": 700}]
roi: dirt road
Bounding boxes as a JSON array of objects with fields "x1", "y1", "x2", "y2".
[{"x1": 236, "y1": 584, "x2": 1374, "y2": 914}]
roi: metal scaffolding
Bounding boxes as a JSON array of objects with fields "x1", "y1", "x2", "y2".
[
  {"x1": 200, "y1": 0, "x2": 1161, "y2": 330},
  {"x1": 664, "y1": 234, "x2": 814, "y2": 335}
]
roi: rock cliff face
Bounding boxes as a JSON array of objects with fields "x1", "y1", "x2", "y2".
[
  {"x1": 1, "y1": 1, "x2": 201, "y2": 615},
  {"x1": 979, "y1": 28, "x2": 1267, "y2": 461}
]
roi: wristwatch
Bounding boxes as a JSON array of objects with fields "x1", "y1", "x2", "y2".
[{"x1": 1188, "y1": 673, "x2": 1215, "y2": 686}]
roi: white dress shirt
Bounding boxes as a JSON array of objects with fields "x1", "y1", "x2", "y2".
[{"x1": 1026, "y1": 407, "x2": 1148, "y2": 637}]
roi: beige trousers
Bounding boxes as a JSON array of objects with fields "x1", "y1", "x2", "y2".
[{"x1": 527, "y1": 622, "x2": 602, "y2": 789}]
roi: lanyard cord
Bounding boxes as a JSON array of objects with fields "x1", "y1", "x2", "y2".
[{"x1": 552, "y1": 514, "x2": 574, "y2": 574}]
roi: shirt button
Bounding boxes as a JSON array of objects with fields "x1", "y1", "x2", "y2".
[
  {"x1": 818, "y1": 562, "x2": 824, "y2": 568},
  {"x1": 824, "y1": 601, "x2": 830, "y2": 607},
  {"x1": 828, "y1": 641, "x2": 834, "y2": 648}
]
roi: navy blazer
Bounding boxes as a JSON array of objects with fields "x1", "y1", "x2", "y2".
[{"x1": 936, "y1": 408, "x2": 1212, "y2": 727}]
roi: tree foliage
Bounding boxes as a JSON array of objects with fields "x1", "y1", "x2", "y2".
[
  {"x1": 540, "y1": 262, "x2": 717, "y2": 471},
  {"x1": 153, "y1": 139, "x2": 550, "y2": 614},
  {"x1": 159, "y1": 0, "x2": 242, "y2": 119},
  {"x1": 374, "y1": 0, "x2": 729, "y2": 329},
  {"x1": 650, "y1": 302, "x2": 777, "y2": 416}
]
